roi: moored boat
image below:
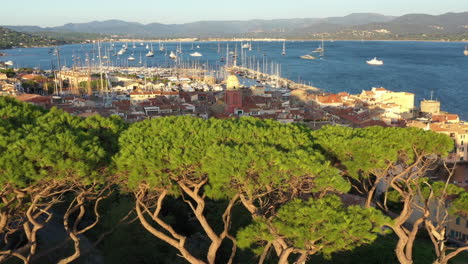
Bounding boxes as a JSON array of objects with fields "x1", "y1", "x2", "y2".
[
  {"x1": 190, "y1": 52, "x2": 202, "y2": 57},
  {"x1": 300, "y1": 54, "x2": 316, "y2": 60},
  {"x1": 169, "y1": 51, "x2": 177, "y2": 59},
  {"x1": 366, "y1": 57, "x2": 384, "y2": 65}
]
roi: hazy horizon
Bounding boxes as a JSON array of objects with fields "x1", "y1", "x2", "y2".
[{"x1": 1, "y1": 0, "x2": 467, "y2": 27}]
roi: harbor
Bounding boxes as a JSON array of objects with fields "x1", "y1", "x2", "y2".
[{"x1": 1, "y1": 40, "x2": 468, "y2": 119}]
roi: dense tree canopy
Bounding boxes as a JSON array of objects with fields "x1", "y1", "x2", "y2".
[
  {"x1": 0, "y1": 97, "x2": 126, "y2": 263},
  {"x1": 1, "y1": 98, "x2": 466, "y2": 264},
  {"x1": 237, "y1": 195, "x2": 390, "y2": 263}
]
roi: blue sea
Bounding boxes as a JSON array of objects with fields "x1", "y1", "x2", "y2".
[{"x1": 1, "y1": 41, "x2": 467, "y2": 120}]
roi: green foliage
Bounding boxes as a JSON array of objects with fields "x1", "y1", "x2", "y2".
[
  {"x1": 78, "y1": 80, "x2": 108, "y2": 89},
  {"x1": 21, "y1": 80, "x2": 40, "y2": 91},
  {"x1": 0, "y1": 68, "x2": 16, "y2": 78},
  {"x1": 237, "y1": 220, "x2": 274, "y2": 255},
  {"x1": 201, "y1": 118, "x2": 349, "y2": 200},
  {"x1": 238, "y1": 195, "x2": 391, "y2": 258},
  {"x1": 0, "y1": 27, "x2": 67, "y2": 49},
  {"x1": 313, "y1": 125, "x2": 453, "y2": 179},
  {"x1": 451, "y1": 192, "x2": 468, "y2": 217},
  {"x1": 0, "y1": 97, "x2": 124, "y2": 187},
  {"x1": 419, "y1": 181, "x2": 464, "y2": 199},
  {"x1": 115, "y1": 116, "x2": 215, "y2": 191},
  {"x1": 115, "y1": 116, "x2": 348, "y2": 198}
]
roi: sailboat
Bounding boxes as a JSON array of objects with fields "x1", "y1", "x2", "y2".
[
  {"x1": 176, "y1": 42, "x2": 182, "y2": 54},
  {"x1": 146, "y1": 44, "x2": 149, "y2": 50},
  {"x1": 128, "y1": 55, "x2": 135, "y2": 61},
  {"x1": 102, "y1": 48, "x2": 109, "y2": 59},
  {"x1": 169, "y1": 51, "x2": 177, "y2": 60},
  {"x1": 146, "y1": 43, "x2": 154, "y2": 57},
  {"x1": 282, "y1": 40, "x2": 286, "y2": 56},
  {"x1": 464, "y1": 45, "x2": 468, "y2": 56},
  {"x1": 313, "y1": 39, "x2": 325, "y2": 57},
  {"x1": 139, "y1": 53, "x2": 143, "y2": 64}
]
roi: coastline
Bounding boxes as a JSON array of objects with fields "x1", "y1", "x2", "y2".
[
  {"x1": 105, "y1": 38, "x2": 468, "y2": 44},
  {"x1": 2, "y1": 39, "x2": 465, "y2": 50}
]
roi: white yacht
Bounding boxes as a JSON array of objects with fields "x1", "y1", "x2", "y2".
[
  {"x1": 169, "y1": 51, "x2": 177, "y2": 59},
  {"x1": 300, "y1": 54, "x2": 316, "y2": 60},
  {"x1": 4, "y1": 61, "x2": 14, "y2": 66},
  {"x1": 366, "y1": 57, "x2": 384, "y2": 65},
  {"x1": 128, "y1": 56, "x2": 135, "y2": 61},
  {"x1": 464, "y1": 46, "x2": 468, "y2": 56},
  {"x1": 190, "y1": 52, "x2": 202, "y2": 57},
  {"x1": 146, "y1": 43, "x2": 154, "y2": 57},
  {"x1": 312, "y1": 46, "x2": 323, "y2": 53},
  {"x1": 117, "y1": 49, "x2": 126, "y2": 55},
  {"x1": 242, "y1": 43, "x2": 251, "y2": 49}
]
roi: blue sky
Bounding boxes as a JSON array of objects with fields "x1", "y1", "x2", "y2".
[{"x1": 1, "y1": 0, "x2": 467, "y2": 26}]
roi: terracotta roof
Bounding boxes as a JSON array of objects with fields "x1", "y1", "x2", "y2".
[
  {"x1": 15, "y1": 94, "x2": 41, "y2": 101},
  {"x1": 21, "y1": 74, "x2": 41, "y2": 80},
  {"x1": 374, "y1": 87, "x2": 387, "y2": 91},
  {"x1": 432, "y1": 114, "x2": 459, "y2": 123},
  {"x1": 429, "y1": 123, "x2": 468, "y2": 134},
  {"x1": 131, "y1": 91, "x2": 179, "y2": 96},
  {"x1": 316, "y1": 94, "x2": 343, "y2": 104}
]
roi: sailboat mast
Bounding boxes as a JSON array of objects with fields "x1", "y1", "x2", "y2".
[{"x1": 97, "y1": 40, "x2": 104, "y2": 94}]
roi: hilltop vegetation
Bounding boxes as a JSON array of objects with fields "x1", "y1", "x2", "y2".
[
  {"x1": 0, "y1": 97, "x2": 467, "y2": 264},
  {"x1": 0, "y1": 27, "x2": 68, "y2": 49}
]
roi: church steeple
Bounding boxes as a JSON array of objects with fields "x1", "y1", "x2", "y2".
[{"x1": 224, "y1": 74, "x2": 243, "y2": 114}]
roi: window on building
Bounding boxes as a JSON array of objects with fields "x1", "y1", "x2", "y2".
[{"x1": 456, "y1": 217, "x2": 461, "y2": 225}]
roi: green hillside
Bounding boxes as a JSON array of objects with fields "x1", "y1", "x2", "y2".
[{"x1": 0, "y1": 26, "x2": 67, "y2": 49}]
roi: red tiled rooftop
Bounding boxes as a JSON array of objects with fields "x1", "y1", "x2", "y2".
[{"x1": 316, "y1": 94, "x2": 343, "y2": 104}]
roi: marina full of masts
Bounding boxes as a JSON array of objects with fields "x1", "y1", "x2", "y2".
[{"x1": 40, "y1": 40, "x2": 312, "y2": 97}]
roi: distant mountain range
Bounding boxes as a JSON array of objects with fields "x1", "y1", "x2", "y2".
[{"x1": 3, "y1": 12, "x2": 468, "y2": 40}]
